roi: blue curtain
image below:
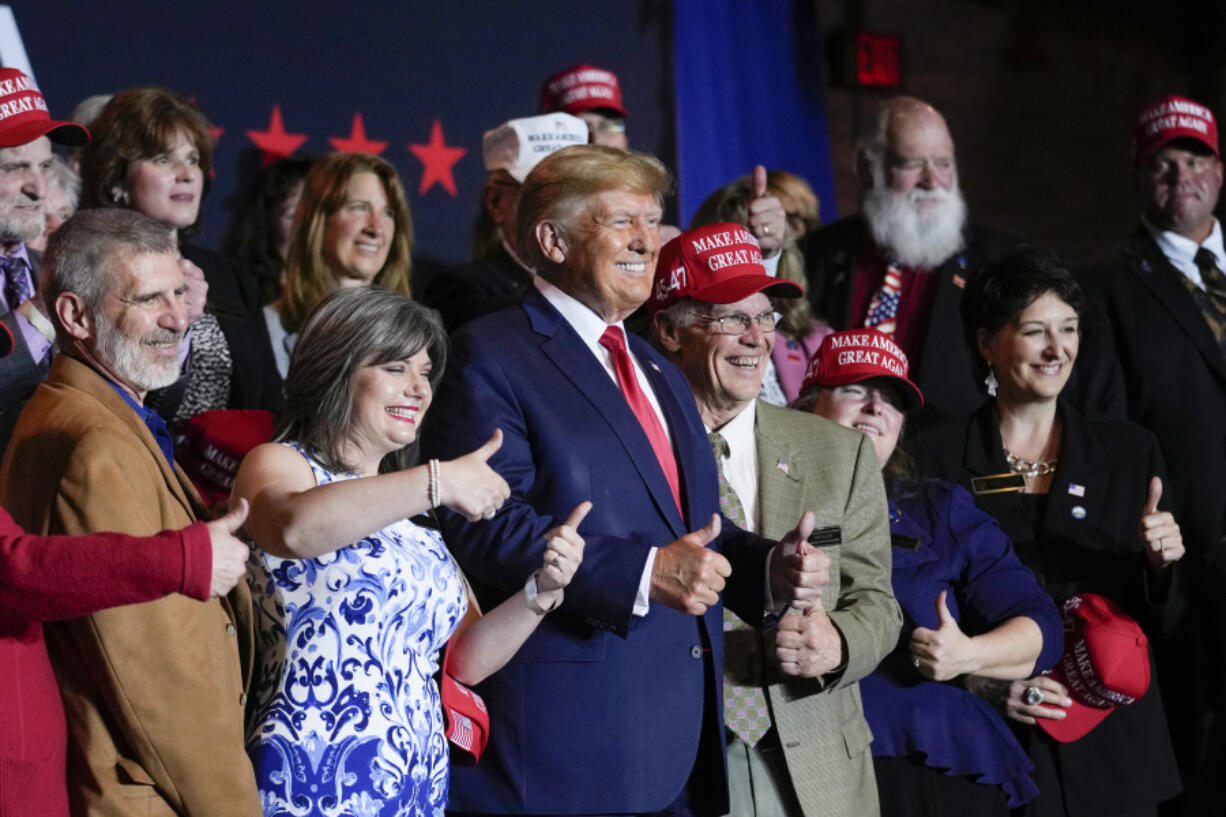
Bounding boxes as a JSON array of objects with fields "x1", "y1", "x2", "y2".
[{"x1": 673, "y1": 0, "x2": 837, "y2": 228}]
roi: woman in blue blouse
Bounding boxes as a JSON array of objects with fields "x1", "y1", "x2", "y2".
[{"x1": 795, "y1": 328, "x2": 1062, "y2": 817}]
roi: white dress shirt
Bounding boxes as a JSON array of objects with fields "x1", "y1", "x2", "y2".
[
  {"x1": 711, "y1": 401, "x2": 759, "y2": 533},
  {"x1": 1143, "y1": 216, "x2": 1226, "y2": 289}
]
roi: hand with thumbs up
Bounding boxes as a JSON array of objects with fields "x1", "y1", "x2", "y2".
[
  {"x1": 204, "y1": 498, "x2": 251, "y2": 598},
  {"x1": 439, "y1": 429, "x2": 513, "y2": 522},
  {"x1": 908, "y1": 590, "x2": 976, "y2": 681},
  {"x1": 747, "y1": 164, "x2": 787, "y2": 257},
  {"x1": 651, "y1": 514, "x2": 732, "y2": 615},
  {"x1": 1138, "y1": 476, "x2": 1183, "y2": 569},
  {"x1": 776, "y1": 604, "x2": 846, "y2": 677},
  {"x1": 536, "y1": 501, "x2": 591, "y2": 596},
  {"x1": 770, "y1": 511, "x2": 829, "y2": 611}
]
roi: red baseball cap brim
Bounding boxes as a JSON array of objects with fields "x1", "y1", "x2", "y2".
[
  {"x1": 689, "y1": 273, "x2": 803, "y2": 308},
  {"x1": 0, "y1": 117, "x2": 89, "y2": 148},
  {"x1": 1037, "y1": 699, "x2": 1115, "y2": 743},
  {"x1": 812, "y1": 365, "x2": 924, "y2": 413}
]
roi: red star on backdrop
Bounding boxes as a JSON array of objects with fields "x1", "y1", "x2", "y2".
[
  {"x1": 209, "y1": 125, "x2": 224, "y2": 144},
  {"x1": 329, "y1": 113, "x2": 388, "y2": 155},
  {"x1": 408, "y1": 119, "x2": 466, "y2": 196},
  {"x1": 247, "y1": 106, "x2": 308, "y2": 166}
]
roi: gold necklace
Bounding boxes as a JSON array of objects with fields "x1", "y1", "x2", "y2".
[{"x1": 1004, "y1": 448, "x2": 1058, "y2": 478}]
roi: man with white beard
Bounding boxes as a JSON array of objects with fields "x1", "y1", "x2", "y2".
[{"x1": 801, "y1": 97, "x2": 1023, "y2": 416}]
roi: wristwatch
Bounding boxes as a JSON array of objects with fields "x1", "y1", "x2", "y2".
[{"x1": 523, "y1": 570, "x2": 562, "y2": 615}]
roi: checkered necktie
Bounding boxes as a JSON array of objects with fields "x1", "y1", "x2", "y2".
[
  {"x1": 0, "y1": 254, "x2": 32, "y2": 312},
  {"x1": 864, "y1": 261, "x2": 903, "y2": 335},
  {"x1": 1191, "y1": 248, "x2": 1226, "y2": 356},
  {"x1": 709, "y1": 432, "x2": 770, "y2": 745}
]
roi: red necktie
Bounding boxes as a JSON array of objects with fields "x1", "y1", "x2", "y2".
[{"x1": 599, "y1": 326, "x2": 682, "y2": 513}]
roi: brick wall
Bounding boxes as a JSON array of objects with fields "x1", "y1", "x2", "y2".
[{"x1": 813, "y1": 0, "x2": 1226, "y2": 264}]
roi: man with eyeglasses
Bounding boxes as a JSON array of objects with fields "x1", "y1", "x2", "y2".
[{"x1": 650, "y1": 222, "x2": 899, "y2": 817}]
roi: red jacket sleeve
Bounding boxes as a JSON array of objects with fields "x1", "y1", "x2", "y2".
[{"x1": 0, "y1": 506, "x2": 212, "y2": 622}]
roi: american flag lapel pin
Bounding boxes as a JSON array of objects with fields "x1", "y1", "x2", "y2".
[
  {"x1": 1068, "y1": 483, "x2": 1085, "y2": 497},
  {"x1": 777, "y1": 459, "x2": 789, "y2": 475}
]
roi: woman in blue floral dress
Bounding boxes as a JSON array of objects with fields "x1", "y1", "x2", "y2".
[{"x1": 233, "y1": 287, "x2": 587, "y2": 817}]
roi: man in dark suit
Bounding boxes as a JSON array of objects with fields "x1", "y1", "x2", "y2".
[
  {"x1": 1079, "y1": 94, "x2": 1226, "y2": 814},
  {"x1": 801, "y1": 96, "x2": 1032, "y2": 418},
  {"x1": 0, "y1": 68, "x2": 89, "y2": 456},
  {"x1": 418, "y1": 112, "x2": 587, "y2": 332},
  {"x1": 424, "y1": 145, "x2": 826, "y2": 817}
]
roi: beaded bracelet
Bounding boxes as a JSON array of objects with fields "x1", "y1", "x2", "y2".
[{"x1": 428, "y1": 459, "x2": 441, "y2": 508}]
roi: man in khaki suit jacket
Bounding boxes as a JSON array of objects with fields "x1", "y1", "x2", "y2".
[
  {"x1": 0, "y1": 209, "x2": 260, "y2": 816},
  {"x1": 650, "y1": 222, "x2": 900, "y2": 817}
]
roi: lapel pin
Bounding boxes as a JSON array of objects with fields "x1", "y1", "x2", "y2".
[
  {"x1": 776, "y1": 459, "x2": 789, "y2": 475},
  {"x1": 1068, "y1": 483, "x2": 1085, "y2": 497},
  {"x1": 649, "y1": 361, "x2": 661, "y2": 372},
  {"x1": 1071, "y1": 505, "x2": 1087, "y2": 520},
  {"x1": 952, "y1": 274, "x2": 966, "y2": 289}
]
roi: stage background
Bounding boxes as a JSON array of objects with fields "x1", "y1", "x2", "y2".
[{"x1": 8, "y1": 0, "x2": 838, "y2": 266}]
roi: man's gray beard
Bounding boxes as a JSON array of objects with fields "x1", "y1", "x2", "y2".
[
  {"x1": 95, "y1": 311, "x2": 183, "y2": 394},
  {"x1": 0, "y1": 206, "x2": 45, "y2": 245},
  {"x1": 863, "y1": 184, "x2": 968, "y2": 270}
]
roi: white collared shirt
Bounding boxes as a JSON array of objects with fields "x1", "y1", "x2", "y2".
[
  {"x1": 535, "y1": 275, "x2": 672, "y2": 443},
  {"x1": 1143, "y1": 216, "x2": 1226, "y2": 289},
  {"x1": 710, "y1": 401, "x2": 759, "y2": 533},
  {"x1": 534, "y1": 275, "x2": 671, "y2": 614}
]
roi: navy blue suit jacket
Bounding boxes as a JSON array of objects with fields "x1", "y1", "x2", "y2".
[{"x1": 423, "y1": 287, "x2": 773, "y2": 815}]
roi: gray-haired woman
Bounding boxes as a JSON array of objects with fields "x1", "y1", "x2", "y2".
[{"x1": 233, "y1": 286, "x2": 588, "y2": 815}]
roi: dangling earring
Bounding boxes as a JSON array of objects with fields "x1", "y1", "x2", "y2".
[
  {"x1": 984, "y1": 368, "x2": 998, "y2": 397},
  {"x1": 110, "y1": 186, "x2": 130, "y2": 206}
]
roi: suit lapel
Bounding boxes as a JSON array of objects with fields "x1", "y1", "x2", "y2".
[
  {"x1": 1040, "y1": 404, "x2": 1110, "y2": 547},
  {"x1": 754, "y1": 404, "x2": 804, "y2": 540},
  {"x1": 1126, "y1": 227, "x2": 1226, "y2": 385},
  {"x1": 525, "y1": 292, "x2": 686, "y2": 536}
]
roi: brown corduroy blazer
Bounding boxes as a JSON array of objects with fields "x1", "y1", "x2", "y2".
[{"x1": 0, "y1": 354, "x2": 260, "y2": 817}]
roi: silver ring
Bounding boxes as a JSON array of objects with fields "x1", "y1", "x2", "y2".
[
  {"x1": 1157, "y1": 538, "x2": 1165, "y2": 552},
  {"x1": 912, "y1": 655, "x2": 920, "y2": 669},
  {"x1": 1023, "y1": 686, "x2": 1043, "y2": 707},
  {"x1": 551, "y1": 556, "x2": 562, "y2": 568},
  {"x1": 481, "y1": 508, "x2": 496, "y2": 520},
  {"x1": 762, "y1": 224, "x2": 772, "y2": 236}
]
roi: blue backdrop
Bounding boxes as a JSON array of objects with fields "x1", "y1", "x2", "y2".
[
  {"x1": 7, "y1": 1, "x2": 832, "y2": 264},
  {"x1": 674, "y1": 0, "x2": 837, "y2": 228}
]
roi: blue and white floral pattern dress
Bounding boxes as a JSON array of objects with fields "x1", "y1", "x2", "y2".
[{"x1": 246, "y1": 444, "x2": 467, "y2": 817}]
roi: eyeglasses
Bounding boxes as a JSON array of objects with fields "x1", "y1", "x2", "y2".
[
  {"x1": 694, "y1": 310, "x2": 779, "y2": 335},
  {"x1": 588, "y1": 118, "x2": 627, "y2": 135}
]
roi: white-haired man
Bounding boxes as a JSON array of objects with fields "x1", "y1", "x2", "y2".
[{"x1": 801, "y1": 97, "x2": 1023, "y2": 416}]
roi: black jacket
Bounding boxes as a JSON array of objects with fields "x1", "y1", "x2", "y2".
[{"x1": 910, "y1": 400, "x2": 1183, "y2": 814}]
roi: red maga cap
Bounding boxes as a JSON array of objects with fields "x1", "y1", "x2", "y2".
[
  {"x1": 176, "y1": 409, "x2": 275, "y2": 508},
  {"x1": 1134, "y1": 95, "x2": 1218, "y2": 164},
  {"x1": 0, "y1": 68, "x2": 89, "y2": 148},
  {"x1": 800, "y1": 328, "x2": 923, "y2": 411},
  {"x1": 648, "y1": 222, "x2": 802, "y2": 314},
  {"x1": 1039, "y1": 593, "x2": 1151, "y2": 743},
  {"x1": 539, "y1": 64, "x2": 628, "y2": 118}
]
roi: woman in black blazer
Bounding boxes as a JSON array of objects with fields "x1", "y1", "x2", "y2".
[
  {"x1": 77, "y1": 87, "x2": 284, "y2": 424},
  {"x1": 909, "y1": 247, "x2": 1184, "y2": 817}
]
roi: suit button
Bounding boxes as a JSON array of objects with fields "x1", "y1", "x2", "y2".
[
  {"x1": 690, "y1": 645, "x2": 702, "y2": 660},
  {"x1": 239, "y1": 693, "x2": 248, "y2": 706},
  {"x1": 226, "y1": 624, "x2": 236, "y2": 636}
]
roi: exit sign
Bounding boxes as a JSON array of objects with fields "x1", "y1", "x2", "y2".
[
  {"x1": 829, "y1": 30, "x2": 904, "y2": 89},
  {"x1": 856, "y1": 33, "x2": 901, "y2": 87}
]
